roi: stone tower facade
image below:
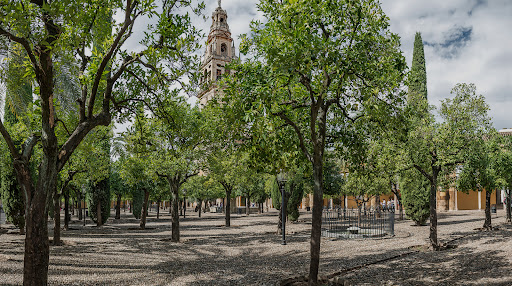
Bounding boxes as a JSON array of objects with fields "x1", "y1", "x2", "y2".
[{"x1": 198, "y1": 0, "x2": 237, "y2": 108}]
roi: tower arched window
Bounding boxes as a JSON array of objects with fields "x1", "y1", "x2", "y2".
[{"x1": 221, "y1": 43, "x2": 227, "y2": 56}]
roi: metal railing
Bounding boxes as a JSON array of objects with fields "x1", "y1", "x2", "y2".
[{"x1": 322, "y1": 208, "x2": 394, "y2": 239}]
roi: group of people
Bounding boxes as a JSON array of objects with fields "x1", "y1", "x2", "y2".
[{"x1": 381, "y1": 199, "x2": 395, "y2": 210}]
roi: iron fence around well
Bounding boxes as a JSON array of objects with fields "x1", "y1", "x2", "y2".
[{"x1": 322, "y1": 207, "x2": 395, "y2": 239}]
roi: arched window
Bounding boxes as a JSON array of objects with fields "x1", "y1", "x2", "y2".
[{"x1": 221, "y1": 43, "x2": 227, "y2": 56}]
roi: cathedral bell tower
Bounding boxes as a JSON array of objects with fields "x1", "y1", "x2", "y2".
[{"x1": 198, "y1": 0, "x2": 237, "y2": 108}]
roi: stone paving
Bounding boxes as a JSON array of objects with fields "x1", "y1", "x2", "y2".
[{"x1": 0, "y1": 208, "x2": 510, "y2": 285}]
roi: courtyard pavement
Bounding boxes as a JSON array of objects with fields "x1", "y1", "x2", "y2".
[{"x1": 0, "y1": 208, "x2": 510, "y2": 285}]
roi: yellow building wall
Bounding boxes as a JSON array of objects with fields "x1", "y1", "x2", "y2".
[
  {"x1": 457, "y1": 190, "x2": 497, "y2": 210},
  {"x1": 345, "y1": 197, "x2": 358, "y2": 208},
  {"x1": 457, "y1": 191, "x2": 479, "y2": 210}
]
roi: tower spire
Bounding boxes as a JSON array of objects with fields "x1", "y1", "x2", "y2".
[{"x1": 198, "y1": 2, "x2": 237, "y2": 108}]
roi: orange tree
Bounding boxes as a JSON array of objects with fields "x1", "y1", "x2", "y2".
[
  {"x1": 0, "y1": 1, "x2": 202, "y2": 283},
  {"x1": 221, "y1": 0, "x2": 407, "y2": 283}
]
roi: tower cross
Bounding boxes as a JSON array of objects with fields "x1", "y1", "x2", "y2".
[{"x1": 218, "y1": 0, "x2": 221, "y2": 7}]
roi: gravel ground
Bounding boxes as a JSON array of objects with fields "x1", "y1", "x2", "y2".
[{"x1": 0, "y1": 208, "x2": 510, "y2": 285}]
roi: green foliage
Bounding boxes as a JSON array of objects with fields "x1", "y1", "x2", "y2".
[
  {"x1": 222, "y1": 0, "x2": 407, "y2": 198},
  {"x1": 343, "y1": 139, "x2": 392, "y2": 202},
  {"x1": 0, "y1": 165, "x2": 25, "y2": 230},
  {"x1": 148, "y1": 99, "x2": 205, "y2": 187},
  {"x1": 184, "y1": 176, "x2": 224, "y2": 202},
  {"x1": 235, "y1": 168, "x2": 267, "y2": 205},
  {"x1": 110, "y1": 169, "x2": 129, "y2": 198},
  {"x1": 457, "y1": 131, "x2": 499, "y2": 194},
  {"x1": 493, "y1": 136, "x2": 512, "y2": 190},
  {"x1": 400, "y1": 83, "x2": 492, "y2": 246},
  {"x1": 268, "y1": 176, "x2": 281, "y2": 210},
  {"x1": 269, "y1": 172, "x2": 306, "y2": 221},
  {"x1": 0, "y1": 1, "x2": 204, "y2": 283},
  {"x1": 409, "y1": 32, "x2": 427, "y2": 100},
  {"x1": 2, "y1": 42, "x2": 33, "y2": 124},
  {"x1": 86, "y1": 178, "x2": 111, "y2": 225},
  {"x1": 130, "y1": 185, "x2": 145, "y2": 220},
  {"x1": 0, "y1": 43, "x2": 35, "y2": 231},
  {"x1": 287, "y1": 178, "x2": 305, "y2": 222},
  {"x1": 400, "y1": 169, "x2": 430, "y2": 225},
  {"x1": 323, "y1": 157, "x2": 345, "y2": 197}
]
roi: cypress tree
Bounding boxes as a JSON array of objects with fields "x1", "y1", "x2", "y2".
[
  {"x1": 400, "y1": 169, "x2": 430, "y2": 225},
  {"x1": 409, "y1": 32, "x2": 427, "y2": 100},
  {"x1": 402, "y1": 32, "x2": 430, "y2": 226},
  {"x1": 131, "y1": 185, "x2": 145, "y2": 220},
  {"x1": 86, "y1": 178, "x2": 111, "y2": 226}
]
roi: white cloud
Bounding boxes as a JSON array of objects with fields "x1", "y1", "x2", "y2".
[
  {"x1": 6, "y1": 0, "x2": 502, "y2": 131},
  {"x1": 195, "y1": 0, "x2": 512, "y2": 129},
  {"x1": 381, "y1": 0, "x2": 512, "y2": 129}
]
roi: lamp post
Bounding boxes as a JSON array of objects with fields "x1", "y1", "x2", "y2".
[{"x1": 277, "y1": 172, "x2": 287, "y2": 245}]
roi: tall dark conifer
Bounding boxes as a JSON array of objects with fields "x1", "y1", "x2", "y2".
[
  {"x1": 409, "y1": 32, "x2": 428, "y2": 100},
  {"x1": 402, "y1": 32, "x2": 430, "y2": 228}
]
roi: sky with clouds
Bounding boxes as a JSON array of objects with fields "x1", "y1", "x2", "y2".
[{"x1": 191, "y1": 0, "x2": 512, "y2": 130}]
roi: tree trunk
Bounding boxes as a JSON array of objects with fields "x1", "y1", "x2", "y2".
[
  {"x1": 156, "y1": 200, "x2": 161, "y2": 220},
  {"x1": 308, "y1": 153, "x2": 324, "y2": 285},
  {"x1": 53, "y1": 193, "x2": 61, "y2": 246},
  {"x1": 198, "y1": 199, "x2": 202, "y2": 218},
  {"x1": 140, "y1": 190, "x2": 150, "y2": 229},
  {"x1": 115, "y1": 193, "x2": 121, "y2": 220},
  {"x1": 96, "y1": 196, "x2": 102, "y2": 227},
  {"x1": 507, "y1": 190, "x2": 511, "y2": 223},
  {"x1": 225, "y1": 189, "x2": 231, "y2": 227},
  {"x1": 64, "y1": 190, "x2": 70, "y2": 230},
  {"x1": 222, "y1": 198, "x2": 225, "y2": 214},
  {"x1": 16, "y1": 140, "x2": 57, "y2": 285},
  {"x1": 429, "y1": 170, "x2": 439, "y2": 250},
  {"x1": 246, "y1": 196, "x2": 250, "y2": 216},
  {"x1": 399, "y1": 201, "x2": 404, "y2": 221},
  {"x1": 171, "y1": 185, "x2": 180, "y2": 242},
  {"x1": 82, "y1": 199, "x2": 86, "y2": 225},
  {"x1": 483, "y1": 190, "x2": 492, "y2": 229},
  {"x1": 183, "y1": 197, "x2": 187, "y2": 219},
  {"x1": 78, "y1": 197, "x2": 82, "y2": 221},
  {"x1": 24, "y1": 201, "x2": 50, "y2": 285}
]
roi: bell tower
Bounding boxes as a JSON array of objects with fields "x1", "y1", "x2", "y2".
[{"x1": 198, "y1": 0, "x2": 237, "y2": 108}]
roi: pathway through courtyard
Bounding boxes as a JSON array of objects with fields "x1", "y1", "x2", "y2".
[{"x1": 0, "y1": 209, "x2": 511, "y2": 285}]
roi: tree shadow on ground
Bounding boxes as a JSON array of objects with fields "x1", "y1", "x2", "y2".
[
  {"x1": 437, "y1": 217, "x2": 484, "y2": 226},
  {"x1": 340, "y1": 249, "x2": 511, "y2": 286},
  {"x1": 333, "y1": 228, "x2": 512, "y2": 286}
]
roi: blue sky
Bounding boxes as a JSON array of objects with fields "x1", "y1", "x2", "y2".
[{"x1": 191, "y1": 0, "x2": 512, "y2": 130}]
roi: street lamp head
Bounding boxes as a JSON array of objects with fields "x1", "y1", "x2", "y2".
[{"x1": 277, "y1": 172, "x2": 287, "y2": 184}]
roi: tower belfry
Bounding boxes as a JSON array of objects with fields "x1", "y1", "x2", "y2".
[{"x1": 198, "y1": 1, "x2": 237, "y2": 107}]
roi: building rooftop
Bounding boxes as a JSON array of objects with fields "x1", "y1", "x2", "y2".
[{"x1": 498, "y1": 128, "x2": 512, "y2": 136}]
